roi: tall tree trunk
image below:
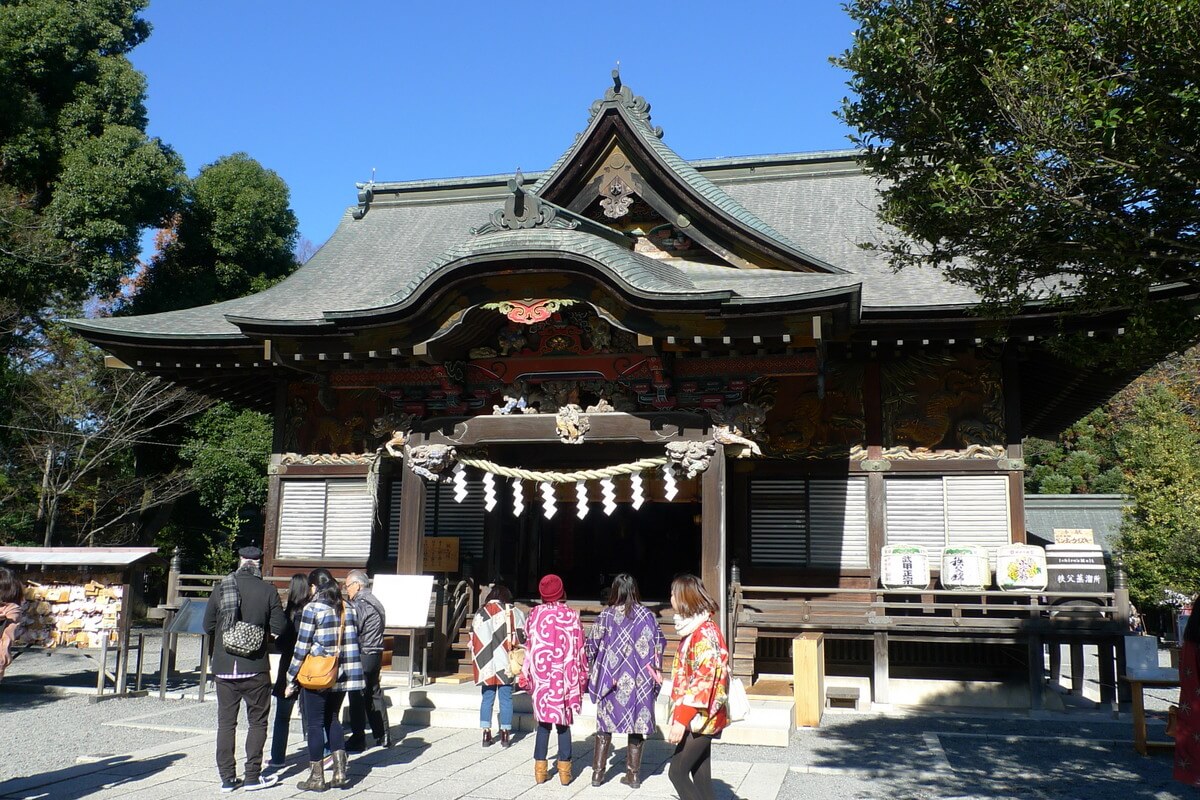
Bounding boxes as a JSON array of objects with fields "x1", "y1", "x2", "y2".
[{"x1": 43, "y1": 493, "x2": 59, "y2": 547}]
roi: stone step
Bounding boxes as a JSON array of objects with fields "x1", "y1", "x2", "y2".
[{"x1": 380, "y1": 680, "x2": 793, "y2": 747}]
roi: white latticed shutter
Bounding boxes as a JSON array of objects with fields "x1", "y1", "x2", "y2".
[
  {"x1": 276, "y1": 480, "x2": 326, "y2": 559},
  {"x1": 750, "y1": 479, "x2": 808, "y2": 566},
  {"x1": 809, "y1": 477, "x2": 869, "y2": 568},
  {"x1": 884, "y1": 477, "x2": 948, "y2": 561},
  {"x1": 323, "y1": 479, "x2": 374, "y2": 559},
  {"x1": 945, "y1": 475, "x2": 1010, "y2": 563},
  {"x1": 424, "y1": 479, "x2": 486, "y2": 560}
]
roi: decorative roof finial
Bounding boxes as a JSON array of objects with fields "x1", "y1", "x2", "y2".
[{"x1": 589, "y1": 63, "x2": 663, "y2": 139}]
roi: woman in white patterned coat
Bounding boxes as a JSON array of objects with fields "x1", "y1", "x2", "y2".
[{"x1": 470, "y1": 583, "x2": 525, "y2": 748}]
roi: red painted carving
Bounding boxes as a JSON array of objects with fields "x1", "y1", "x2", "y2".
[
  {"x1": 505, "y1": 300, "x2": 555, "y2": 324},
  {"x1": 674, "y1": 354, "x2": 817, "y2": 378}
]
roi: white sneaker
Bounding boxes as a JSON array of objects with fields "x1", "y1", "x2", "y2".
[{"x1": 244, "y1": 774, "x2": 279, "y2": 791}]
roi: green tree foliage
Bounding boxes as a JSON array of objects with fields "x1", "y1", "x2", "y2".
[
  {"x1": 1023, "y1": 411, "x2": 1123, "y2": 495},
  {"x1": 132, "y1": 154, "x2": 299, "y2": 313},
  {"x1": 0, "y1": 0, "x2": 185, "y2": 320},
  {"x1": 836, "y1": 1, "x2": 1200, "y2": 364},
  {"x1": 1114, "y1": 385, "x2": 1200, "y2": 605},
  {"x1": 180, "y1": 403, "x2": 272, "y2": 526}
]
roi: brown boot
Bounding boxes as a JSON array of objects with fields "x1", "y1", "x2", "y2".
[
  {"x1": 621, "y1": 737, "x2": 644, "y2": 789},
  {"x1": 591, "y1": 733, "x2": 611, "y2": 786},
  {"x1": 330, "y1": 750, "x2": 348, "y2": 789},
  {"x1": 557, "y1": 760, "x2": 573, "y2": 786},
  {"x1": 534, "y1": 759, "x2": 550, "y2": 784},
  {"x1": 298, "y1": 760, "x2": 328, "y2": 792}
]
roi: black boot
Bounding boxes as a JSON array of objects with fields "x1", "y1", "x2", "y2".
[
  {"x1": 592, "y1": 732, "x2": 612, "y2": 786},
  {"x1": 621, "y1": 736, "x2": 644, "y2": 789},
  {"x1": 482, "y1": 729, "x2": 494, "y2": 747},
  {"x1": 500, "y1": 729, "x2": 511, "y2": 748}
]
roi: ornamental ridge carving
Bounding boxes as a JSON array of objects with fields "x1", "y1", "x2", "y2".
[
  {"x1": 472, "y1": 171, "x2": 580, "y2": 235},
  {"x1": 589, "y1": 69, "x2": 663, "y2": 139},
  {"x1": 600, "y1": 177, "x2": 634, "y2": 219},
  {"x1": 708, "y1": 403, "x2": 766, "y2": 456}
]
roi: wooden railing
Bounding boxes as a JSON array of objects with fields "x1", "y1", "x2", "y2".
[{"x1": 731, "y1": 584, "x2": 1123, "y2": 633}]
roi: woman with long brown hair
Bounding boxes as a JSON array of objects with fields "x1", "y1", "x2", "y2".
[{"x1": 665, "y1": 574, "x2": 729, "y2": 800}]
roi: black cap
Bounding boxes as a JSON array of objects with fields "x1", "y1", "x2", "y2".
[{"x1": 238, "y1": 546, "x2": 263, "y2": 561}]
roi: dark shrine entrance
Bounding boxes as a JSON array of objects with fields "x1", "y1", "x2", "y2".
[{"x1": 497, "y1": 499, "x2": 701, "y2": 603}]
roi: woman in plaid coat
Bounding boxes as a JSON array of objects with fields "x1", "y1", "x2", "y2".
[{"x1": 286, "y1": 568, "x2": 364, "y2": 792}]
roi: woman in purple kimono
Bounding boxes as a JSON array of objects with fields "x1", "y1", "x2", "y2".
[{"x1": 586, "y1": 574, "x2": 667, "y2": 788}]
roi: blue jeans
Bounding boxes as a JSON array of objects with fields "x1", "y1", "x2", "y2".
[
  {"x1": 301, "y1": 688, "x2": 346, "y2": 761},
  {"x1": 480, "y1": 684, "x2": 514, "y2": 730},
  {"x1": 533, "y1": 722, "x2": 572, "y2": 762},
  {"x1": 269, "y1": 691, "x2": 304, "y2": 764}
]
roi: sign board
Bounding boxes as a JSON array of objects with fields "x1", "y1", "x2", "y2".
[
  {"x1": 996, "y1": 544, "x2": 1048, "y2": 591},
  {"x1": 1124, "y1": 634, "x2": 1177, "y2": 680},
  {"x1": 940, "y1": 545, "x2": 992, "y2": 591},
  {"x1": 167, "y1": 597, "x2": 210, "y2": 635},
  {"x1": 423, "y1": 537, "x2": 459, "y2": 573},
  {"x1": 373, "y1": 574, "x2": 435, "y2": 629},
  {"x1": 881, "y1": 545, "x2": 931, "y2": 590},
  {"x1": 1045, "y1": 544, "x2": 1107, "y2": 592},
  {"x1": 1053, "y1": 528, "x2": 1095, "y2": 545}
]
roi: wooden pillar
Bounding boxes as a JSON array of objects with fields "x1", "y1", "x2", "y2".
[
  {"x1": 867, "y1": 472, "x2": 886, "y2": 587},
  {"x1": 1097, "y1": 639, "x2": 1117, "y2": 707},
  {"x1": 1002, "y1": 347, "x2": 1026, "y2": 543},
  {"x1": 1048, "y1": 641, "x2": 1062, "y2": 688},
  {"x1": 396, "y1": 436, "x2": 427, "y2": 575},
  {"x1": 262, "y1": 380, "x2": 288, "y2": 576},
  {"x1": 872, "y1": 630, "x2": 890, "y2": 705},
  {"x1": 1069, "y1": 641, "x2": 1086, "y2": 696},
  {"x1": 1028, "y1": 634, "x2": 1044, "y2": 710},
  {"x1": 702, "y1": 444, "x2": 727, "y2": 636}
]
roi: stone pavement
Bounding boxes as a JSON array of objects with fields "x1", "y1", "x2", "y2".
[{"x1": 0, "y1": 700, "x2": 787, "y2": 800}]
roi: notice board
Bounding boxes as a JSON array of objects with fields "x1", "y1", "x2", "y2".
[{"x1": 373, "y1": 574, "x2": 435, "y2": 629}]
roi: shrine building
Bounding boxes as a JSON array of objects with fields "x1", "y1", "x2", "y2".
[{"x1": 70, "y1": 76, "x2": 1173, "y2": 703}]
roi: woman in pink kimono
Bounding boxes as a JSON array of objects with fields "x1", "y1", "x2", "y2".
[{"x1": 521, "y1": 574, "x2": 587, "y2": 786}]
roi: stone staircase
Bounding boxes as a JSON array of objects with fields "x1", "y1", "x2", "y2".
[{"x1": 379, "y1": 677, "x2": 794, "y2": 747}]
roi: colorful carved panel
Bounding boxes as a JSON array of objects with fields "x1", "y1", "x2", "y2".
[
  {"x1": 762, "y1": 363, "x2": 866, "y2": 458},
  {"x1": 285, "y1": 382, "x2": 387, "y2": 455},
  {"x1": 882, "y1": 352, "x2": 1005, "y2": 451}
]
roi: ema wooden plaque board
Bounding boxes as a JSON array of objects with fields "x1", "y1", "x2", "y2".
[
  {"x1": 423, "y1": 537, "x2": 459, "y2": 573},
  {"x1": 373, "y1": 574, "x2": 435, "y2": 629}
]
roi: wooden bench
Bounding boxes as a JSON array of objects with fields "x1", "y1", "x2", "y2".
[{"x1": 1121, "y1": 674, "x2": 1179, "y2": 755}]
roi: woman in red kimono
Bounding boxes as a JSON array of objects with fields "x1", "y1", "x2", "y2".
[
  {"x1": 666, "y1": 574, "x2": 729, "y2": 800},
  {"x1": 521, "y1": 574, "x2": 587, "y2": 785},
  {"x1": 1175, "y1": 601, "x2": 1200, "y2": 790}
]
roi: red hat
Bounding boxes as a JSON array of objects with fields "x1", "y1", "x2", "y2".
[{"x1": 538, "y1": 574, "x2": 565, "y2": 603}]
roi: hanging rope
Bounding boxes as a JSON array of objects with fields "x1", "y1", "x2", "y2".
[{"x1": 456, "y1": 455, "x2": 669, "y2": 484}]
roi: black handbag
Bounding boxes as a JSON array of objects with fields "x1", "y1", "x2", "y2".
[{"x1": 221, "y1": 579, "x2": 265, "y2": 657}]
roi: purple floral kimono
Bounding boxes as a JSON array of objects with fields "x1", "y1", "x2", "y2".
[{"x1": 585, "y1": 604, "x2": 667, "y2": 735}]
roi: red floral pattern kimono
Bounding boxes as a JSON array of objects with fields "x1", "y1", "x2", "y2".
[
  {"x1": 521, "y1": 601, "x2": 587, "y2": 724},
  {"x1": 1175, "y1": 642, "x2": 1200, "y2": 788},
  {"x1": 669, "y1": 618, "x2": 729, "y2": 736}
]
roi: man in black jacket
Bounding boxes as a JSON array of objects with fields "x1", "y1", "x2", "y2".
[
  {"x1": 203, "y1": 546, "x2": 287, "y2": 792},
  {"x1": 345, "y1": 569, "x2": 391, "y2": 750}
]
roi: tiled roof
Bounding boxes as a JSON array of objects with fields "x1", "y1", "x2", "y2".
[{"x1": 1023, "y1": 494, "x2": 1126, "y2": 553}]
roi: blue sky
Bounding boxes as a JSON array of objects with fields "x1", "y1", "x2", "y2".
[{"x1": 130, "y1": 1, "x2": 859, "y2": 249}]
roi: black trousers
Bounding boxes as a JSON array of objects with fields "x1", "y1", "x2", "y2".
[
  {"x1": 215, "y1": 672, "x2": 273, "y2": 782},
  {"x1": 533, "y1": 722, "x2": 572, "y2": 762},
  {"x1": 348, "y1": 651, "x2": 389, "y2": 742},
  {"x1": 669, "y1": 731, "x2": 714, "y2": 800}
]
